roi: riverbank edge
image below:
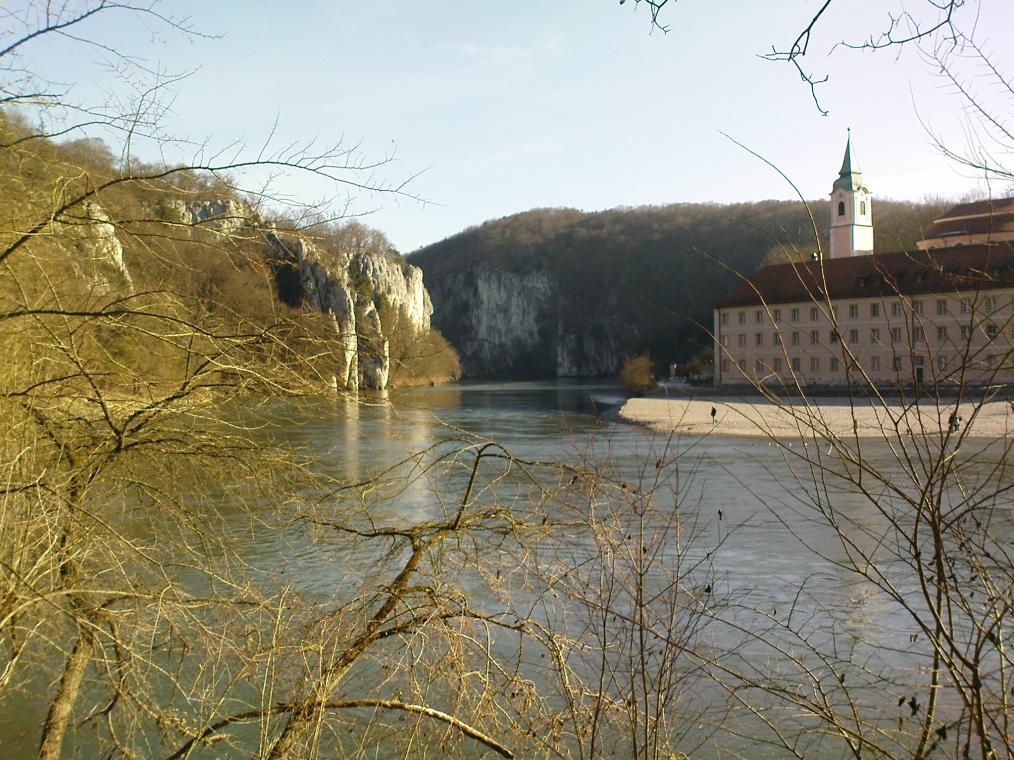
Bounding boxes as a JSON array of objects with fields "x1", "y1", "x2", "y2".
[{"x1": 610, "y1": 388, "x2": 1014, "y2": 441}]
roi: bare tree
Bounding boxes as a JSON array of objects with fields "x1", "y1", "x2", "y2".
[
  {"x1": 621, "y1": 0, "x2": 981, "y2": 115},
  {"x1": 705, "y1": 219, "x2": 1013, "y2": 758}
]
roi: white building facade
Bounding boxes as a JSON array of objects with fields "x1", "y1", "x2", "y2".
[{"x1": 712, "y1": 137, "x2": 1014, "y2": 389}]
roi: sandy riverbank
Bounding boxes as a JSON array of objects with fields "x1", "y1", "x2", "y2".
[{"x1": 616, "y1": 395, "x2": 1014, "y2": 440}]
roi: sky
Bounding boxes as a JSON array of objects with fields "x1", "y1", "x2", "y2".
[{"x1": 21, "y1": 0, "x2": 1014, "y2": 252}]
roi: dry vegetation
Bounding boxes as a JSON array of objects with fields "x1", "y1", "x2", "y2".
[{"x1": 0, "y1": 2, "x2": 1011, "y2": 759}]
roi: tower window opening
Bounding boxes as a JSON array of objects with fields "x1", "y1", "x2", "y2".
[
  {"x1": 837, "y1": 201, "x2": 846, "y2": 216},
  {"x1": 860, "y1": 201, "x2": 866, "y2": 215}
]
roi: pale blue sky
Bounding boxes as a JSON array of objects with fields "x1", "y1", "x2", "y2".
[{"x1": 27, "y1": 1, "x2": 1014, "y2": 251}]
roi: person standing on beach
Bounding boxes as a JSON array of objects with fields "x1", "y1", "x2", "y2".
[{"x1": 711, "y1": 406, "x2": 717, "y2": 424}]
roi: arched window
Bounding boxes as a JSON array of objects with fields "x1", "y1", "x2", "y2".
[
  {"x1": 838, "y1": 201, "x2": 846, "y2": 217},
  {"x1": 860, "y1": 201, "x2": 866, "y2": 215}
]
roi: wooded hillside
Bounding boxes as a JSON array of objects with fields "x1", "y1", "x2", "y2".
[{"x1": 411, "y1": 199, "x2": 950, "y2": 376}]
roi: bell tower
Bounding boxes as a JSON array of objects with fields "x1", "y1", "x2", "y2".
[{"x1": 829, "y1": 130, "x2": 874, "y2": 258}]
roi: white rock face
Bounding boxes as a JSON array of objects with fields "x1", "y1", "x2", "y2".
[
  {"x1": 265, "y1": 232, "x2": 433, "y2": 392},
  {"x1": 58, "y1": 201, "x2": 131, "y2": 292},
  {"x1": 356, "y1": 300, "x2": 391, "y2": 390},
  {"x1": 283, "y1": 237, "x2": 360, "y2": 390},
  {"x1": 63, "y1": 195, "x2": 436, "y2": 392},
  {"x1": 424, "y1": 263, "x2": 621, "y2": 377},
  {"x1": 160, "y1": 198, "x2": 253, "y2": 235},
  {"x1": 155, "y1": 199, "x2": 434, "y2": 392},
  {"x1": 352, "y1": 253, "x2": 432, "y2": 333},
  {"x1": 427, "y1": 265, "x2": 555, "y2": 376}
]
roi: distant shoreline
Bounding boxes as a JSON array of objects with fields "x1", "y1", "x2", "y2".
[{"x1": 614, "y1": 395, "x2": 1014, "y2": 441}]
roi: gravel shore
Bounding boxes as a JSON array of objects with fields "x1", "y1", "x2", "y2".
[{"x1": 616, "y1": 395, "x2": 1014, "y2": 440}]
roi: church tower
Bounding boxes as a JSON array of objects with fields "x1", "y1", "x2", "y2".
[{"x1": 828, "y1": 131, "x2": 874, "y2": 258}]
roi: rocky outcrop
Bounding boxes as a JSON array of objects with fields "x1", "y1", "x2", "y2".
[
  {"x1": 422, "y1": 264, "x2": 620, "y2": 378},
  {"x1": 59, "y1": 201, "x2": 132, "y2": 293},
  {"x1": 262, "y1": 232, "x2": 430, "y2": 391},
  {"x1": 152, "y1": 198, "x2": 434, "y2": 391},
  {"x1": 158, "y1": 198, "x2": 253, "y2": 235},
  {"x1": 351, "y1": 252, "x2": 431, "y2": 332},
  {"x1": 62, "y1": 193, "x2": 438, "y2": 392}
]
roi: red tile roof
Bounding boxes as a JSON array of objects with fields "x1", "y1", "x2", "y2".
[
  {"x1": 714, "y1": 243, "x2": 1014, "y2": 309},
  {"x1": 934, "y1": 197, "x2": 1014, "y2": 220},
  {"x1": 922, "y1": 197, "x2": 1014, "y2": 240}
]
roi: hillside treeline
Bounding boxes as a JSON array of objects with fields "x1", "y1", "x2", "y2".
[
  {"x1": 411, "y1": 199, "x2": 950, "y2": 375},
  {"x1": 0, "y1": 110, "x2": 458, "y2": 394}
]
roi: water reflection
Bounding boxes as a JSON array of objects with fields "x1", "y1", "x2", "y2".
[{"x1": 5, "y1": 381, "x2": 1008, "y2": 758}]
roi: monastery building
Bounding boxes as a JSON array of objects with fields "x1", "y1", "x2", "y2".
[{"x1": 712, "y1": 137, "x2": 1014, "y2": 388}]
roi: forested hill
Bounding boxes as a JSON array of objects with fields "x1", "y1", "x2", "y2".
[{"x1": 410, "y1": 199, "x2": 950, "y2": 378}]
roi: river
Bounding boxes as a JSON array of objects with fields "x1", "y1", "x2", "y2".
[
  {"x1": 2, "y1": 380, "x2": 1008, "y2": 758},
  {"x1": 228, "y1": 381, "x2": 960, "y2": 757}
]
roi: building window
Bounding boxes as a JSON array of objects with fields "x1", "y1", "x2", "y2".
[
  {"x1": 755, "y1": 332, "x2": 764, "y2": 347},
  {"x1": 960, "y1": 300, "x2": 970, "y2": 314},
  {"x1": 755, "y1": 359, "x2": 764, "y2": 373},
  {"x1": 721, "y1": 312, "x2": 728, "y2": 326},
  {"x1": 890, "y1": 327, "x2": 901, "y2": 343},
  {"x1": 791, "y1": 307, "x2": 799, "y2": 322},
  {"x1": 961, "y1": 326, "x2": 971, "y2": 339},
  {"x1": 913, "y1": 326, "x2": 924, "y2": 343},
  {"x1": 721, "y1": 335, "x2": 729, "y2": 347},
  {"x1": 838, "y1": 201, "x2": 846, "y2": 216},
  {"x1": 791, "y1": 331, "x2": 800, "y2": 346},
  {"x1": 755, "y1": 310, "x2": 763, "y2": 324},
  {"x1": 791, "y1": 357, "x2": 801, "y2": 372},
  {"x1": 891, "y1": 302, "x2": 902, "y2": 318},
  {"x1": 849, "y1": 329, "x2": 859, "y2": 344},
  {"x1": 986, "y1": 296, "x2": 996, "y2": 311},
  {"x1": 870, "y1": 327, "x2": 880, "y2": 342},
  {"x1": 985, "y1": 354, "x2": 995, "y2": 368},
  {"x1": 830, "y1": 330, "x2": 840, "y2": 343},
  {"x1": 870, "y1": 303, "x2": 880, "y2": 318},
  {"x1": 722, "y1": 359, "x2": 730, "y2": 373},
  {"x1": 937, "y1": 326, "x2": 948, "y2": 341},
  {"x1": 810, "y1": 357, "x2": 820, "y2": 371},
  {"x1": 913, "y1": 301, "x2": 923, "y2": 315},
  {"x1": 937, "y1": 356, "x2": 948, "y2": 371},
  {"x1": 810, "y1": 307, "x2": 819, "y2": 321},
  {"x1": 860, "y1": 200, "x2": 866, "y2": 215},
  {"x1": 871, "y1": 356, "x2": 880, "y2": 371},
  {"x1": 773, "y1": 309, "x2": 781, "y2": 322},
  {"x1": 773, "y1": 357, "x2": 782, "y2": 372},
  {"x1": 830, "y1": 357, "x2": 839, "y2": 372},
  {"x1": 737, "y1": 333, "x2": 746, "y2": 347},
  {"x1": 810, "y1": 330, "x2": 819, "y2": 345},
  {"x1": 774, "y1": 333, "x2": 781, "y2": 346},
  {"x1": 738, "y1": 359, "x2": 746, "y2": 372},
  {"x1": 738, "y1": 311, "x2": 746, "y2": 325},
  {"x1": 987, "y1": 323, "x2": 999, "y2": 338},
  {"x1": 849, "y1": 304, "x2": 858, "y2": 318},
  {"x1": 936, "y1": 299, "x2": 947, "y2": 316},
  {"x1": 893, "y1": 357, "x2": 903, "y2": 371}
]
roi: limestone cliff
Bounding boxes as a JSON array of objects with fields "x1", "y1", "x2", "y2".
[
  {"x1": 59, "y1": 201, "x2": 132, "y2": 293},
  {"x1": 130, "y1": 198, "x2": 434, "y2": 391},
  {"x1": 263, "y1": 231, "x2": 432, "y2": 391},
  {"x1": 423, "y1": 264, "x2": 620, "y2": 378},
  {"x1": 158, "y1": 198, "x2": 250, "y2": 235}
]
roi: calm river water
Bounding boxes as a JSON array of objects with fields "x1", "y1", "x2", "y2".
[
  {"x1": 6, "y1": 380, "x2": 1001, "y2": 758},
  {"x1": 251, "y1": 381, "x2": 931, "y2": 757}
]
